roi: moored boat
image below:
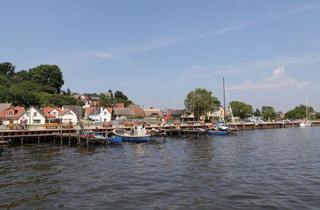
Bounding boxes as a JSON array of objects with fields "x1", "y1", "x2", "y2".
[
  {"x1": 113, "y1": 125, "x2": 152, "y2": 143},
  {"x1": 80, "y1": 131, "x2": 108, "y2": 144},
  {"x1": 208, "y1": 129, "x2": 230, "y2": 136}
]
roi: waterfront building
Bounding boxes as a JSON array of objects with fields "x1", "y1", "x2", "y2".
[
  {"x1": 20, "y1": 107, "x2": 46, "y2": 125},
  {"x1": 85, "y1": 107, "x2": 112, "y2": 123},
  {"x1": 0, "y1": 106, "x2": 25, "y2": 125},
  {"x1": 42, "y1": 107, "x2": 79, "y2": 125}
]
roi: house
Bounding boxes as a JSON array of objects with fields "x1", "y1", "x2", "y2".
[
  {"x1": 113, "y1": 105, "x2": 145, "y2": 120},
  {"x1": 144, "y1": 108, "x2": 163, "y2": 119},
  {"x1": 0, "y1": 103, "x2": 11, "y2": 113},
  {"x1": 19, "y1": 106, "x2": 46, "y2": 125},
  {"x1": 129, "y1": 105, "x2": 145, "y2": 118},
  {"x1": 80, "y1": 94, "x2": 100, "y2": 108},
  {"x1": 205, "y1": 106, "x2": 225, "y2": 122},
  {"x1": 164, "y1": 109, "x2": 194, "y2": 124},
  {"x1": 0, "y1": 106, "x2": 25, "y2": 125},
  {"x1": 85, "y1": 107, "x2": 112, "y2": 123},
  {"x1": 42, "y1": 107, "x2": 79, "y2": 125},
  {"x1": 60, "y1": 108, "x2": 78, "y2": 125},
  {"x1": 113, "y1": 108, "x2": 134, "y2": 120},
  {"x1": 42, "y1": 107, "x2": 63, "y2": 123}
]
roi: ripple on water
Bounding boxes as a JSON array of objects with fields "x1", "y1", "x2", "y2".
[{"x1": 1, "y1": 127, "x2": 320, "y2": 209}]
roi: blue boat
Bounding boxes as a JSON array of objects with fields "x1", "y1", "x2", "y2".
[
  {"x1": 108, "y1": 136, "x2": 123, "y2": 145},
  {"x1": 113, "y1": 125, "x2": 152, "y2": 143},
  {"x1": 208, "y1": 130, "x2": 230, "y2": 136}
]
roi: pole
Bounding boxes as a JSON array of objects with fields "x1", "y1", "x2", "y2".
[{"x1": 223, "y1": 77, "x2": 226, "y2": 120}]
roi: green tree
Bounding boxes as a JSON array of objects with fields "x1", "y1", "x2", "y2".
[
  {"x1": 262, "y1": 106, "x2": 277, "y2": 121},
  {"x1": 99, "y1": 93, "x2": 113, "y2": 107},
  {"x1": 230, "y1": 101, "x2": 253, "y2": 119},
  {"x1": 0, "y1": 62, "x2": 15, "y2": 77},
  {"x1": 9, "y1": 87, "x2": 39, "y2": 107},
  {"x1": 29, "y1": 64, "x2": 64, "y2": 93},
  {"x1": 114, "y1": 90, "x2": 133, "y2": 106},
  {"x1": 253, "y1": 108, "x2": 261, "y2": 117},
  {"x1": 184, "y1": 88, "x2": 220, "y2": 120},
  {"x1": 285, "y1": 105, "x2": 314, "y2": 120}
]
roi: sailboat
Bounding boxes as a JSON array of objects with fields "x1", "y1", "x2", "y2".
[
  {"x1": 208, "y1": 78, "x2": 233, "y2": 136},
  {"x1": 300, "y1": 98, "x2": 312, "y2": 127}
]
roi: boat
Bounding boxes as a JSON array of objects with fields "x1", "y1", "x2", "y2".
[
  {"x1": 113, "y1": 125, "x2": 152, "y2": 143},
  {"x1": 300, "y1": 120, "x2": 312, "y2": 128},
  {"x1": 80, "y1": 131, "x2": 108, "y2": 144},
  {"x1": 208, "y1": 129, "x2": 230, "y2": 136},
  {"x1": 108, "y1": 136, "x2": 123, "y2": 145},
  {"x1": 208, "y1": 121, "x2": 231, "y2": 136},
  {"x1": 300, "y1": 97, "x2": 312, "y2": 127}
]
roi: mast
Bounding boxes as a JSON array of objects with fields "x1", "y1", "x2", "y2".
[{"x1": 223, "y1": 77, "x2": 226, "y2": 120}]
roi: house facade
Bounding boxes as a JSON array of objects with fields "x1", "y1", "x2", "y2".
[
  {"x1": 20, "y1": 106, "x2": 46, "y2": 125},
  {"x1": 60, "y1": 109, "x2": 78, "y2": 125},
  {"x1": 0, "y1": 107, "x2": 25, "y2": 125},
  {"x1": 42, "y1": 107, "x2": 79, "y2": 125},
  {"x1": 85, "y1": 107, "x2": 112, "y2": 123}
]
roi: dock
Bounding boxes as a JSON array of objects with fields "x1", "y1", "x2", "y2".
[{"x1": 0, "y1": 121, "x2": 319, "y2": 146}]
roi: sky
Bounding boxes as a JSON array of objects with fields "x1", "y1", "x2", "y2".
[{"x1": 1, "y1": 0, "x2": 320, "y2": 111}]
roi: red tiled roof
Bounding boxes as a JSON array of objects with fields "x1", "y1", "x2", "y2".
[
  {"x1": 42, "y1": 107, "x2": 63, "y2": 118},
  {"x1": 0, "y1": 107, "x2": 25, "y2": 119}
]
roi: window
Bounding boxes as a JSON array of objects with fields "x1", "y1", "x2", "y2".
[
  {"x1": 33, "y1": 119, "x2": 41, "y2": 124},
  {"x1": 34, "y1": 112, "x2": 37, "y2": 117},
  {"x1": 8, "y1": 111, "x2": 13, "y2": 116},
  {"x1": 26, "y1": 112, "x2": 30, "y2": 117}
]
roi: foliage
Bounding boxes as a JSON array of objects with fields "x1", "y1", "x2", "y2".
[
  {"x1": 261, "y1": 106, "x2": 277, "y2": 121},
  {"x1": 230, "y1": 101, "x2": 253, "y2": 119},
  {"x1": 29, "y1": 65, "x2": 64, "y2": 93},
  {"x1": 253, "y1": 108, "x2": 261, "y2": 117},
  {"x1": 0, "y1": 61, "x2": 82, "y2": 107},
  {"x1": 99, "y1": 90, "x2": 133, "y2": 107},
  {"x1": 184, "y1": 88, "x2": 220, "y2": 120},
  {"x1": 285, "y1": 105, "x2": 315, "y2": 120},
  {"x1": 0, "y1": 62, "x2": 15, "y2": 77}
]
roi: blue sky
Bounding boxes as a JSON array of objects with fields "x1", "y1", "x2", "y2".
[{"x1": 1, "y1": 0, "x2": 320, "y2": 111}]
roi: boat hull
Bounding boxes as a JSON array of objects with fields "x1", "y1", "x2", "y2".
[
  {"x1": 109, "y1": 136, "x2": 123, "y2": 145},
  {"x1": 208, "y1": 130, "x2": 230, "y2": 136},
  {"x1": 113, "y1": 135, "x2": 151, "y2": 143}
]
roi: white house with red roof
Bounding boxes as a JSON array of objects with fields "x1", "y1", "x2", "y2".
[
  {"x1": 85, "y1": 107, "x2": 112, "y2": 123},
  {"x1": 42, "y1": 107, "x2": 79, "y2": 125},
  {"x1": 20, "y1": 106, "x2": 46, "y2": 125}
]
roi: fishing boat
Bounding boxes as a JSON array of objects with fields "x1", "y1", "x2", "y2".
[
  {"x1": 108, "y1": 136, "x2": 123, "y2": 145},
  {"x1": 208, "y1": 121, "x2": 231, "y2": 136},
  {"x1": 113, "y1": 125, "x2": 152, "y2": 143},
  {"x1": 80, "y1": 131, "x2": 108, "y2": 144}
]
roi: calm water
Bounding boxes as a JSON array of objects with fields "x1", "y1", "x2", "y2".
[{"x1": 1, "y1": 127, "x2": 320, "y2": 210}]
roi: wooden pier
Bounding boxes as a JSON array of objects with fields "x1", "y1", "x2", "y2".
[{"x1": 0, "y1": 121, "x2": 319, "y2": 146}]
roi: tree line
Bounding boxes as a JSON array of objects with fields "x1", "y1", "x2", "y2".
[
  {"x1": 184, "y1": 88, "x2": 320, "y2": 121},
  {"x1": 0, "y1": 62, "x2": 83, "y2": 107}
]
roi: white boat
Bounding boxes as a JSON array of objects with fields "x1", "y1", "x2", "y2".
[{"x1": 300, "y1": 97, "x2": 312, "y2": 127}]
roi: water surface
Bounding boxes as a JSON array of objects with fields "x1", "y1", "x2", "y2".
[{"x1": 1, "y1": 127, "x2": 320, "y2": 209}]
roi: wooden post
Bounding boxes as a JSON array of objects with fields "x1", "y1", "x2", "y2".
[
  {"x1": 21, "y1": 137, "x2": 23, "y2": 145},
  {"x1": 38, "y1": 136, "x2": 40, "y2": 144},
  {"x1": 68, "y1": 134, "x2": 71, "y2": 146}
]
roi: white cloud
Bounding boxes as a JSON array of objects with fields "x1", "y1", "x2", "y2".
[
  {"x1": 180, "y1": 53, "x2": 320, "y2": 80},
  {"x1": 85, "y1": 52, "x2": 111, "y2": 59},
  {"x1": 227, "y1": 66, "x2": 310, "y2": 91}
]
